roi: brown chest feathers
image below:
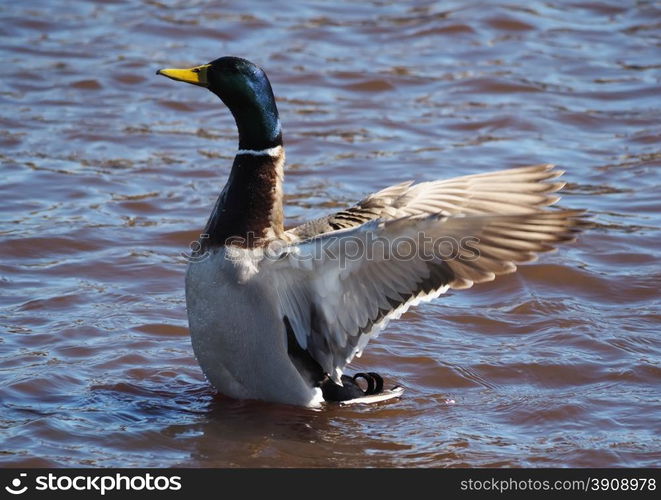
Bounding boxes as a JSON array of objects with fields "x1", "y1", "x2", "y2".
[{"x1": 202, "y1": 147, "x2": 285, "y2": 249}]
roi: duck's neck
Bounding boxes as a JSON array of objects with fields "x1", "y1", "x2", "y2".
[
  {"x1": 202, "y1": 102, "x2": 285, "y2": 248},
  {"x1": 217, "y1": 79, "x2": 283, "y2": 151},
  {"x1": 234, "y1": 103, "x2": 282, "y2": 151}
]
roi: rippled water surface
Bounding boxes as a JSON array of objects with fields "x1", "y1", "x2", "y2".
[{"x1": 1, "y1": 0, "x2": 660, "y2": 467}]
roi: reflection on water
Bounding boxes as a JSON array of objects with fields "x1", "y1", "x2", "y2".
[{"x1": 1, "y1": 0, "x2": 660, "y2": 467}]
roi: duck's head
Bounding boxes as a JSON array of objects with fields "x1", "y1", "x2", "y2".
[{"x1": 157, "y1": 56, "x2": 281, "y2": 150}]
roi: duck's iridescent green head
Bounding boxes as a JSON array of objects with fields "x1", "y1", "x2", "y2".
[{"x1": 157, "y1": 56, "x2": 281, "y2": 150}]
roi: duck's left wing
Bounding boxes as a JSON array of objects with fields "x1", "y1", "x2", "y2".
[
  {"x1": 284, "y1": 164, "x2": 565, "y2": 241},
  {"x1": 263, "y1": 208, "x2": 582, "y2": 383}
]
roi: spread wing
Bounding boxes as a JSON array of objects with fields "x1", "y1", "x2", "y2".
[
  {"x1": 264, "y1": 165, "x2": 584, "y2": 382},
  {"x1": 285, "y1": 164, "x2": 567, "y2": 240}
]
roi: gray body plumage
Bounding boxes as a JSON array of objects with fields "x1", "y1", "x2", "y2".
[{"x1": 186, "y1": 246, "x2": 323, "y2": 406}]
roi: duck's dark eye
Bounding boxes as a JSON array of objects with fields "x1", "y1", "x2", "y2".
[{"x1": 192, "y1": 68, "x2": 200, "y2": 73}]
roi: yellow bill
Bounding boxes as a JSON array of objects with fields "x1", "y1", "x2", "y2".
[{"x1": 156, "y1": 64, "x2": 210, "y2": 87}]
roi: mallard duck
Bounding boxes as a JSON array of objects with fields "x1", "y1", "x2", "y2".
[{"x1": 157, "y1": 57, "x2": 583, "y2": 407}]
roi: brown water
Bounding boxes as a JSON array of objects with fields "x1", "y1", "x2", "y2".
[{"x1": 1, "y1": 0, "x2": 660, "y2": 468}]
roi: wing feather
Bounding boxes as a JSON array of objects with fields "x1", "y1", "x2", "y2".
[
  {"x1": 265, "y1": 197, "x2": 585, "y2": 383},
  {"x1": 285, "y1": 164, "x2": 569, "y2": 241}
]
